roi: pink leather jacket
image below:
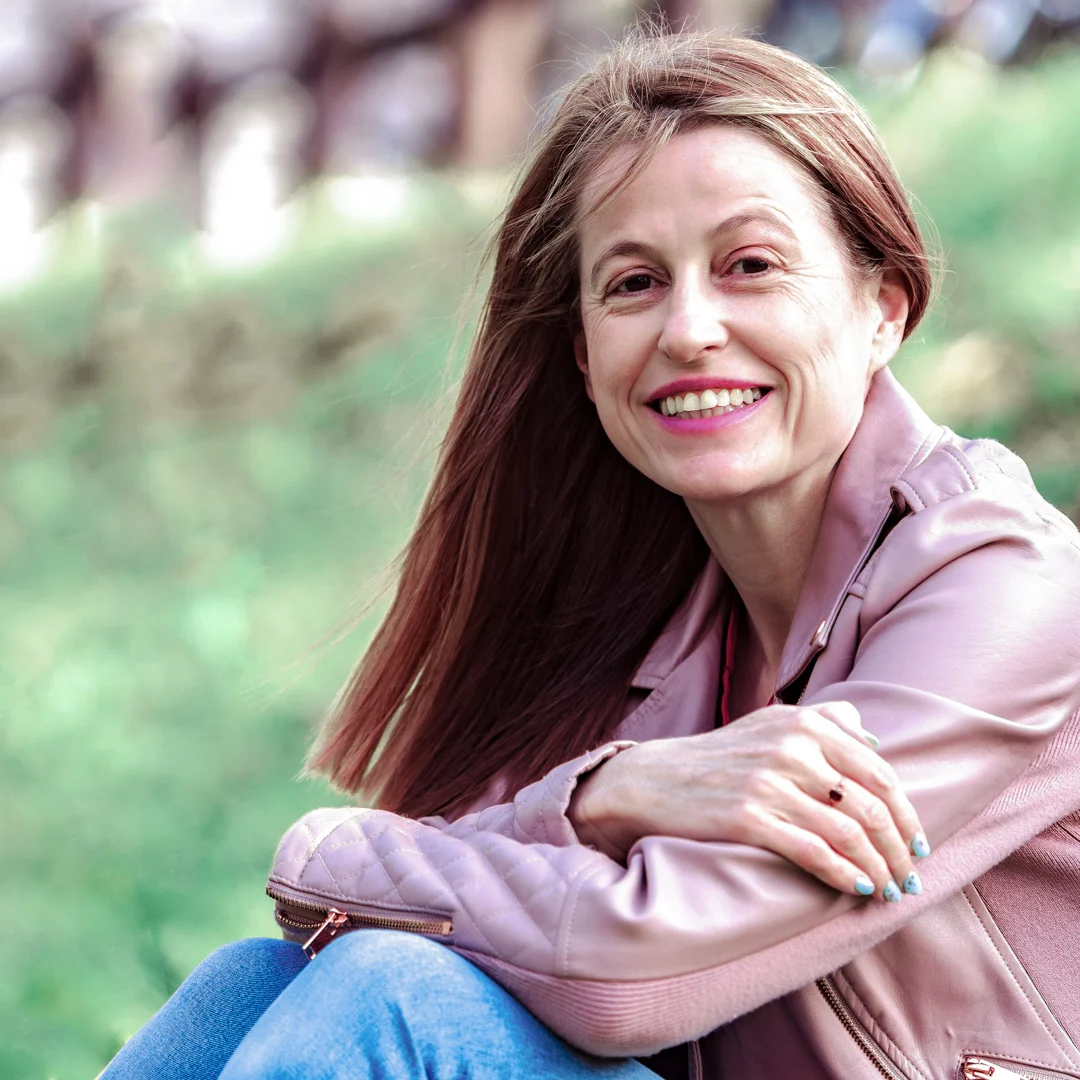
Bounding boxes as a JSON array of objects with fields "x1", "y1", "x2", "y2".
[{"x1": 269, "y1": 369, "x2": 1080, "y2": 1080}]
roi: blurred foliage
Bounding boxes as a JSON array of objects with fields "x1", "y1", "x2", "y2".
[
  {"x1": 871, "y1": 48, "x2": 1080, "y2": 511},
  {"x1": 0, "y1": 178, "x2": 490, "y2": 1077},
  {"x1": 2, "y1": 46, "x2": 1079, "y2": 1079}
]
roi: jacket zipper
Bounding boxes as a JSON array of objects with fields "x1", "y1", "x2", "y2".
[
  {"x1": 298, "y1": 908, "x2": 350, "y2": 958},
  {"x1": 778, "y1": 503, "x2": 907, "y2": 707},
  {"x1": 962, "y1": 1057, "x2": 1079, "y2": 1080},
  {"x1": 778, "y1": 642, "x2": 819, "y2": 707},
  {"x1": 688, "y1": 1038, "x2": 703, "y2": 1080},
  {"x1": 267, "y1": 887, "x2": 453, "y2": 959},
  {"x1": 816, "y1": 976, "x2": 906, "y2": 1080}
]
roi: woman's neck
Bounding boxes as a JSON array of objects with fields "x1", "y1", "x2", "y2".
[{"x1": 688, "y1": 466, "x2": 834, "y2": 678}]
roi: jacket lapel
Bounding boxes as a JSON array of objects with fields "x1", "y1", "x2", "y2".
[
  {"x1": 775, "y1": 368, "x2": 942, "y2": 693},
  {"x1": 618, "y1": 558, "x2": 729, "y2": 741}
]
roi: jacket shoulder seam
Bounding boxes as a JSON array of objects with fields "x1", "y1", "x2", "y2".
[{"x1": 894, "y1": 441, "x2": 1080, "y2": 551}]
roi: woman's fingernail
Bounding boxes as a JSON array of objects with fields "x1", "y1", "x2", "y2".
[
  {"x1": 911, "y1": 833, "x2": 931, "y2": 858},
  {"x1": 864, "y1": 731, "x2": 881, "y2": 750},
  {"x1": 883, "y1": 879, "x2": 902, "y2": 903},
  {"x1": 854, "y1": 876, "x2": 876, "y2": 896},
  {"x1": 903, "y1": 871, "x2": 923, "y2": 896}
]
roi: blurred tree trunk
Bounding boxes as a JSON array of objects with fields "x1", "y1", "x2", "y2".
[
  {"x1": 655, "y1": 0, "x2": 773, "y2": 32},
  {"x1": 451, "y1": 0, "x2": 554, "y2": 169}
]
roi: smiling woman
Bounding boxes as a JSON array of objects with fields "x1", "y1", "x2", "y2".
[
  {"x1": 102, "y1": 29, "x2": 1080, "y2": 1080},
  {"x1": 575, "y1": 126, "x2": 906, "y2": 511},
  {"x1": 569, "y1": 122, "x2": 915, "y2": 748}
]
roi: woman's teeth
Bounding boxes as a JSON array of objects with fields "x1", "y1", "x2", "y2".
[{"x1": 658, "y1": 387, "x2": 763, "y2": 418}]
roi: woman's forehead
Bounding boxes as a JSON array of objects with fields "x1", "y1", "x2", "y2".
[{"x1": 578, "y1": 126, "x2": 828, "y2": 241}]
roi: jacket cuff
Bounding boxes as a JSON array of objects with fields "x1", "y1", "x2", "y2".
[{"x1": 509, "y1": 741, "x2": 637, "y2": 847}]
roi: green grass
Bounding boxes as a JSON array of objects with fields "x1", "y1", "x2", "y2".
[
  {"x1": 2, "y1": 47, "x2": 1080, "y2": 1078},
  {"x1": 0, "y1": 183, "x2": 486, "y2": 1074}
]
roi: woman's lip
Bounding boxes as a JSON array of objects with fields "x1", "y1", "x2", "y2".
[
  {"x1": 648, "y1": 377, "x2": 772, "y2": 402},
  {"x1": 649, "y1": 388, "x2": 769, "y2": 432}
]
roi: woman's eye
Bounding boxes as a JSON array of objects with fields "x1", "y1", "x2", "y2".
[
  {"x1": 729, "y1": 256, "x2": 773, "y2": 275},
  {"x1": 613, "y1": 273, "x2": 656, "y2": 294}
]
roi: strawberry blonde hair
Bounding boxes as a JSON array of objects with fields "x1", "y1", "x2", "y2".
[{"x1": 311, "y1": 30, "x2": 934, "y2": 816}]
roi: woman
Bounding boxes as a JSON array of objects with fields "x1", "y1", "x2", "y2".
[{"x1": 104, "y1": 30, "x2": 1080, "y2": 1080}]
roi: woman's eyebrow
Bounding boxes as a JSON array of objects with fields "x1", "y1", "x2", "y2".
[
  {"x1": 587, "y1": 211, "x2": 799, "y2": 293},
  {"x1": 587, "y1": 240, "x2": 663, "y2": 293},
  {"x1": 707, "y1": 210, "x2": 799, "y2": 244}
]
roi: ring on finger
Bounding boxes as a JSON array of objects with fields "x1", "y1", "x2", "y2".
[{"x1": 827, "y1": 779, "x2": 845, "y2": 806}]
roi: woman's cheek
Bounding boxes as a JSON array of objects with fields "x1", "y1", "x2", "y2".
[{"x1": 595, "y1": 354, "x2": 640, "y2": 419}]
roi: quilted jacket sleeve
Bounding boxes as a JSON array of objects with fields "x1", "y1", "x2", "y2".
[{"x1": 268, "y1": 481, "x2": 1080, "y2": 1056}]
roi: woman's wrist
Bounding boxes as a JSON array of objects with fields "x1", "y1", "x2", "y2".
[{"x1": 568, "y1": 746, "x2": 646, "y2": 861}]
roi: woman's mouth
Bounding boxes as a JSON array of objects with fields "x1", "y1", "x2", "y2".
[{"x1": 651, "y1": 386, "x2": 769, "y2": 419}]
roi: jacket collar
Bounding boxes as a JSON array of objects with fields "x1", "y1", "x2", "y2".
[
  {"x1": 631, "y1": 369, "x2": 942, "y2": 693},
  {"x1": 631, "y1": 556, "x2": 728, "y2": 690},
  {"x1": 775, "y1": 368, "x2": 941, "y2": 690}
]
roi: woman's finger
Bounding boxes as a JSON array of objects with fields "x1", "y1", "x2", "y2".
[
  {"x1": 739, "y1": 811, "x2": 880, "y2": 898},
  {"x1": 801, "y1": 716, "x2": 926, "y2": 891},
  {"x1": 836, "y1": 779, "x2": 920, "y2": 895},
  {"x1": 782, "y1": 771, "x2": 911, "y2": 900},
  {"x1": 813, "y1": 700, "x2": 880, "y2": 750},
  {"x1": 818, "y1": 724, "x2": 924, "y2": 851}
]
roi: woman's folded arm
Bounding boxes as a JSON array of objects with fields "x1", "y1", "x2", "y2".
[{"x1": 269, "y1": 487, "x2": 1080, "y2": 1052}]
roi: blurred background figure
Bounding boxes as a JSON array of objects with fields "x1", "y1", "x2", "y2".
[
  {"x1": 0, "y1": 0, "x2": 1076, "y2": 235},
  {"x1": 2, "y1": 2, "x2": 1079, "y2": 1078}
]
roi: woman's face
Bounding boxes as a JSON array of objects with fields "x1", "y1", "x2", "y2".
[{"x1": 574, "y1": 125, "x2": 908, "y2": 506}]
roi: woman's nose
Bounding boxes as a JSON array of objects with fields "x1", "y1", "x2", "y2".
[{"x1": 657, "y1": 278, "x2": 730, "y2": 364}]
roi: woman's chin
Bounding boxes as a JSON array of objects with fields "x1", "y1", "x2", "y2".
[{"x1": 658, "y1": 467, "x2": 772, "y2": 505}]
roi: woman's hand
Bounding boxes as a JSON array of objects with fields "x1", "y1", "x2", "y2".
[{"x1": 569, "y1": 701, "x2": 926, "y2": 901}]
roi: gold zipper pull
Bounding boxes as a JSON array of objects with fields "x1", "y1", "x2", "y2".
[{"x1": 302, "y1": 908, "x2": 349, "y2": 960}]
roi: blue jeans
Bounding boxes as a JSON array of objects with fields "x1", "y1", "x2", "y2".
[{"x1": 100, "y1": 932, "x2": 663, "y2": 1079}]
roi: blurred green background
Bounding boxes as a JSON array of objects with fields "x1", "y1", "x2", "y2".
[{"x1": 3, "y1": 43, "x2": 1080, "y2": 1080}]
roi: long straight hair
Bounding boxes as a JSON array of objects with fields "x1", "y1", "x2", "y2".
[{"x1": 310, "y1": 30, "x2": 934, "y2": 818}]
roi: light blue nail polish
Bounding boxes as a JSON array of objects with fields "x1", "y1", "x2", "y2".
[
  {"x1": 864, "y1": 731, "x2": 881, "y2": 750},
  {"x1": 903, "y1": 871, "x2": 922, "y2": 896},
  {"x1": 883, "y1": 879, "x2": 902, "y2": 903},
  {"x1": 911, "y1": 832, "x2": 931, "y2": 859},
  {"x1": 854, "y1": 876, "x2": 875, "y2": 896}
]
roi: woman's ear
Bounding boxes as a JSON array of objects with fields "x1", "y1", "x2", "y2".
[
  {"x1": 868, "y1": 269, "x2": 910, "y2": 376},
  {"x1": 573, "y1": 332, "x2": 596, "y2": 403}
]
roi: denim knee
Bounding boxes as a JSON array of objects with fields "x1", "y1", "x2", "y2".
[
  {"x1": 220, "y1": 932, "x2": 659, "y2": 1080},
  {"x1": 189, "y1": 937, "x2": 308, "y2": 993},
  {"x1": 200, "y1": 937, "x2": 303, "y2": 968},
  {"x1": 99, "y1": 938, "x2": 308, "y2": 1080},
  {"x1": 314, "y1": 929, "x2": 482, "y2": 994},
  {"x1": 219, "y1": 931, "x2": 503, "y2": 1079}
]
